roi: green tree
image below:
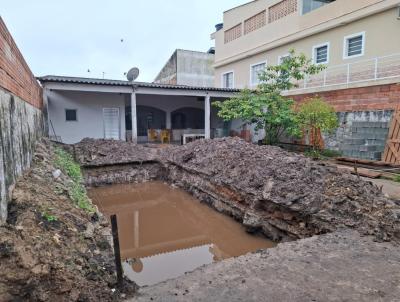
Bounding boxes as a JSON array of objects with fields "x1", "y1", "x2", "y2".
[
  {"x1": 297, "y1": 97, "x2": 339, "y2": 150},
  {"x1": 213, "y1": 50, "x2": 325, "y2": 145}
]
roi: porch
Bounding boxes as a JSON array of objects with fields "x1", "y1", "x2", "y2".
[{"x1": 39, "y1": 76, "x2": 243, "y2": 145}]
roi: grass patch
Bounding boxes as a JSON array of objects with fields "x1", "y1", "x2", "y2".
[
  {"x1": 42, "y1": 211, "x2": 58, "y2": 222},
  {"x1": 54, "y1": 147, "x2": 95, "y2": 213},
  {"x1": 394, "y1": 174, "x2": 400, "y2": 183},
  {"x1": 304, "y1": 149, "x2": 342, "y2": 160}
]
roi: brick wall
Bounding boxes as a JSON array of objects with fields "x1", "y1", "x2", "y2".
[
  {"x1": 292, "y1": 83, "x2": 400, "y2": 112},
  {"x1": 0, "y1": 17, "x2": 42, "y2": 109}
]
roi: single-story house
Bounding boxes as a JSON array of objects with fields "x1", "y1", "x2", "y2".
[{"x1": 38, "y1": 76, "x2": 250, "y2": 144}]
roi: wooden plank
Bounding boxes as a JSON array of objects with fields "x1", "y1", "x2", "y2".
[
  {"x1": 336, "y1": 157, "x2": 400, "y2": 168},
  {"x1": 383, "y1": 106, "x2": 400, "y2": 164},
  {"x1": 336, "y1": 165, "x2": 382, "y2": 179}
]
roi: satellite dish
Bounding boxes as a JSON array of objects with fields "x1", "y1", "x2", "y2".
[{"x1": 126, "y1": 67, "x2": 140, "y2": 82}]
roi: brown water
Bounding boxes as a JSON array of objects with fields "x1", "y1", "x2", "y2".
[{"x1": 89, "y1": 182, "x2": 275, "y2": 286}]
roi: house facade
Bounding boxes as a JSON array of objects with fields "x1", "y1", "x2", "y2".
[
  {"x1": 154, "y1": 49, "x2": 215, "y2": 87},
  {"x1": 212, "y1": 0, "x2": 400, "y2": 160},
  {"x1": 39, "y1": 76, "x2": 238, "y2": 144}
]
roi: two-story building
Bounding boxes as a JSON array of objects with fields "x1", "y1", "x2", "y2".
[{"x1": 212, "y1": 0, "x2": 400, "y2": 160}]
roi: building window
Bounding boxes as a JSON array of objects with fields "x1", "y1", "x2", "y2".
[
  {"x1": 344, "y1": 32, "x2": 365, "y2": 59},
  {"x1": 302, "y1": 0, "x2": 335, "y2": 15},
  {"x1": 224, "y1": 24, "x2": 242, "y2": 44},
  {"x1": 222, "y1": 72, "x2": 234, "y2": 88},
  {"x1": 244, "y1": 10, "x2": 266, "y2": 35},
  {"x1": 250, "y1": 62, "x2": 266, "y2": 86},
  {"x1": 278, "y1": 54, "x2": 291, "y2": 64},
  {"x1": 313, "y1": 43, "x2": 329, "y2": 64},
  {"x1": 65, "y1": 109, "x2": 77, "y2": 121}
]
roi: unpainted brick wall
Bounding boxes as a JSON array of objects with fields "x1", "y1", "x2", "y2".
[
  {"x1": 0, "y1": 17, "x2": 42, "y2": 109},
  {"x1": 0, "y1": 17, "x2": 44, "y2": 223}
]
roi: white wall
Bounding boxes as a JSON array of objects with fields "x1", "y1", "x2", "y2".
[{"x1": 48, "y1": 90, "x2": 126, "y2": 144}]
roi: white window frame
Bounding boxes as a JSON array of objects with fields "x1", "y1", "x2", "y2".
[
  {"x1": 221, "y1": 71, "x2": 235, "y2": 88},
  {"x1": 249, "y1": 61, "x2": 267, "y2": 87},
  {"x1": 65, "y1": 108, "x2": 78, "y2": 122},
  {"x1": 343, "y1": 31, "x2": 366, "y2": 60},
  {"x1": 278, "y1": 53, "x2": 291, "y2": 64},
  {"x1": 312, "y1": 42, "x2": 330, "y2": 65}
]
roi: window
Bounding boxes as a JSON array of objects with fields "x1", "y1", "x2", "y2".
[
  {"x1": 250, "y1": 62, "x2": 266, "y2": 86},
  {"x1": 65, "y1": 109, "x2": 77, "y2": 121},
  {"x1": 302, "y1": 0, "x2": 335, "y2": 15},
  {"x1": 313, "y1": 43, "x2": 329, "y2": 64},
  {"x1": 278, "y1": 54, "x2": 291, "y2": 64},
  {"x1": 344, "y1": 32, "x2": 365, "y2": 59},
  {"x1": 222, "y1": 72, "x2": 234, "y2": 88}
]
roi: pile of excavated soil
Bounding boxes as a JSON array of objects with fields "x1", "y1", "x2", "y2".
[
  {"x1": 0, "y1": 139, "x2": 136, "y2": 301},
  {"x1": 162, "y1": 138, "x2": 400, "y2": 242},
  {"x1": 73, "y1": 138, "x2": 158, "y2": 167}
]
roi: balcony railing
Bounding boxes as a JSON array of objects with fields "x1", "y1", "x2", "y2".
[{"x1": 290, "y1": 53, "x2": 400, "y2": 92}]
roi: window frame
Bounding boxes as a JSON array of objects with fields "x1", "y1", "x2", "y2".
[
  {"x1": 343, "y1": 31, "x2": 366, "y2": 60},
  {"x1": 65, "y1": 108, "x2": 78, "y2": 122},
  {"x1": 278, "y1": 53, "x2": 291, "y2": 65},
  {"x1": 312, "y1": 42, "x2": 330, "y2": 65},
  {"x1": 250, "y1": 61, "x2": 267, "y2": 87},
  {"x1": 221, "y1": 71, "x2": 235, "y2": 89}
]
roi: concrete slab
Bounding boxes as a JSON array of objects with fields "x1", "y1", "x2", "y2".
[
  {"x1": 129, "y1": 230, "x2": 400, "y2": 302},
  {"x1": 363, "y1": 177, "x2": 400, "y2": 200}
]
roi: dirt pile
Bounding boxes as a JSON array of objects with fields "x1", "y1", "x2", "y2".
[
  {"x1": 0, "y1": 139, "x2": 136, "y2": 301},
  {"x1": 73, "y1": 138, "x2": 158, "y2": 167},
  {"x1": 162, "y1": 138, "x2": 400, "y2": 242}
]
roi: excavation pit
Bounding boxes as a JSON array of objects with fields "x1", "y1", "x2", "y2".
[{"x1": 89, "y1": 182, "x2": 275, "y2": 286}]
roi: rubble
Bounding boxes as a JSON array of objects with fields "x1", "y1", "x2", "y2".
[
  {"x1": 0, "y1": 139, "x2": 136, "y2": 301},
  {"x1": 75, "y1": 137, "x2": 400, "y2": 242}
]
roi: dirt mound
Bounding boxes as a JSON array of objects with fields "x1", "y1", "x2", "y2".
[
  {"x1": 162, "y1": 137, "x2": 400, "y2": 242},
  {"x1": 0, "y1": 140, "x2": 136, "y2": 301},
  {"x1": 73, "y1": 138, "x2": 158, "y2": 167}
]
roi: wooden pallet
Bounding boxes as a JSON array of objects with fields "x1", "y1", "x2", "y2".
[{"x1": 383, "y1": 105, "x2": 400, "y2": 164}]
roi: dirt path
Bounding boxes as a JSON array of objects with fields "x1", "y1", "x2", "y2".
[
  {"x1": 130, "y1": 230, "x2": 400, "y2": 302},
  {"x1": 363, "y1": 177, "x2": 400, "y2": 200}
]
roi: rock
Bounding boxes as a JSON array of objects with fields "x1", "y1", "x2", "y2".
[
  {"x1": 52, "y1": 169, "x2": 62, "y2": 179},
  {"x1": 84, "y1": 223, "x2": 95, "y2": 239}
]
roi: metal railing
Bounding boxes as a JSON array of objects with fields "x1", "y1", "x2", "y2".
[{"x1": 291, "y1": 53, "x2": 400, "y2": 92}]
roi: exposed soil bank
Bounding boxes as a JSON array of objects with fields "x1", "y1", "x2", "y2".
[
  {"x1": 76, "y1": 138, "x2": 400, "y2": 243},
  {"x1": 0, "y1": 140, "x2": 136, "y2": 301},
  {"x1": 130, "y1": 230, "x2": 400, "y2": 302}
]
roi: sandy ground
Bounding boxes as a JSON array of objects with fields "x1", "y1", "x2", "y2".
[
  {"x1": 364, "y1": 177, "x2": 400, "y2": 200},
  {"x1": 130, "y1": 230, "x2": 400, "y2": 302}
]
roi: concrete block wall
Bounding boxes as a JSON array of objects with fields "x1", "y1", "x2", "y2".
[
  {"x1": 292, "y1": 84, "x2": 399, "y2": 160},
  {"x1": 0, "y1": 17, "x2": 43, "y2": 222}
]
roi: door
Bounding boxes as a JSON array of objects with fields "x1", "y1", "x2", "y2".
[{"x1": 103, "y1": 108, "x2": 120, "y2": 140}]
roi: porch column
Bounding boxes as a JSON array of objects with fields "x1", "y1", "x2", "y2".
[
  {"x1": 166, "y1": 110, "x2": 171, "y2": 129},
  {"x1": 205, "y1": 93, "x2": 211, "y2": 139},
  {"x1": 131, "y1": 92, "x2": 138, "y2": 143}
]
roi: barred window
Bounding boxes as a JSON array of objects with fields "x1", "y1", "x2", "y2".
[
  {"x1": 268, "y1": 0, "x2": 298, "y2": 23},
  {"x1": 344, "y1": 33, "x2": 365, "y2": 58},
  {"x1": 224, "y1": 24, "x2": 242, "y2": 44},
  {"x1": 313, "y1": 44, "x2": 329, "y2": 64},
  {"x1": 244, "y1": 10, "x2": 266, "y2": 35}
]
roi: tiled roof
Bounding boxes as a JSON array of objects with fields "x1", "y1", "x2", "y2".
[{"x1": 37, "y1": 75, "x2": 240, "y2": 93}]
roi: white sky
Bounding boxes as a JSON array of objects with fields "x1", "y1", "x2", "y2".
[{"x1": 1, "y1": 0, "x2": 248, "y2": 82}]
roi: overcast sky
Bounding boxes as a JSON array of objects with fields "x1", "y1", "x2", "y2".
[{"x1": 1, "y1": 0, "x2": 248, "y2": 82}]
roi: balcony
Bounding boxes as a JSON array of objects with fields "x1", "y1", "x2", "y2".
[{"x1": 289, "y1": 53, "x2": 400, "y2": 94}]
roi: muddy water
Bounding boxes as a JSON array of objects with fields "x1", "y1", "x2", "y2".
[{"x1": 89, "y1": 182, "x2": 275, "y2": 286}]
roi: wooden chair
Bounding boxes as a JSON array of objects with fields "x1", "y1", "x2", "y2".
[
  {"x1": 148, "y1": 129, "x2": 159, "y2": 143},
  {"x1": 160, "y1": 129, "x2": 171, "y2": 144}
]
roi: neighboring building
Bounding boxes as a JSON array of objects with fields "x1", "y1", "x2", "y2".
[
  {"x1": 212, "y1": 0, "x2": 400, "y2": 160},
  {"x1": 38, "y1": 76, "x2": 237, "y2": 144},
  {"x1": 154, "y1": 49, "x2": 215, "y2": 87}
]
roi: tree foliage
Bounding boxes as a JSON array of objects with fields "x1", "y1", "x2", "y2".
[
  {"x1": 213, "y1": 50, "x2": 325, "y2": 144},
  {"x1": 297, "y1": 97, "x2": 339, "y2": 150}
]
